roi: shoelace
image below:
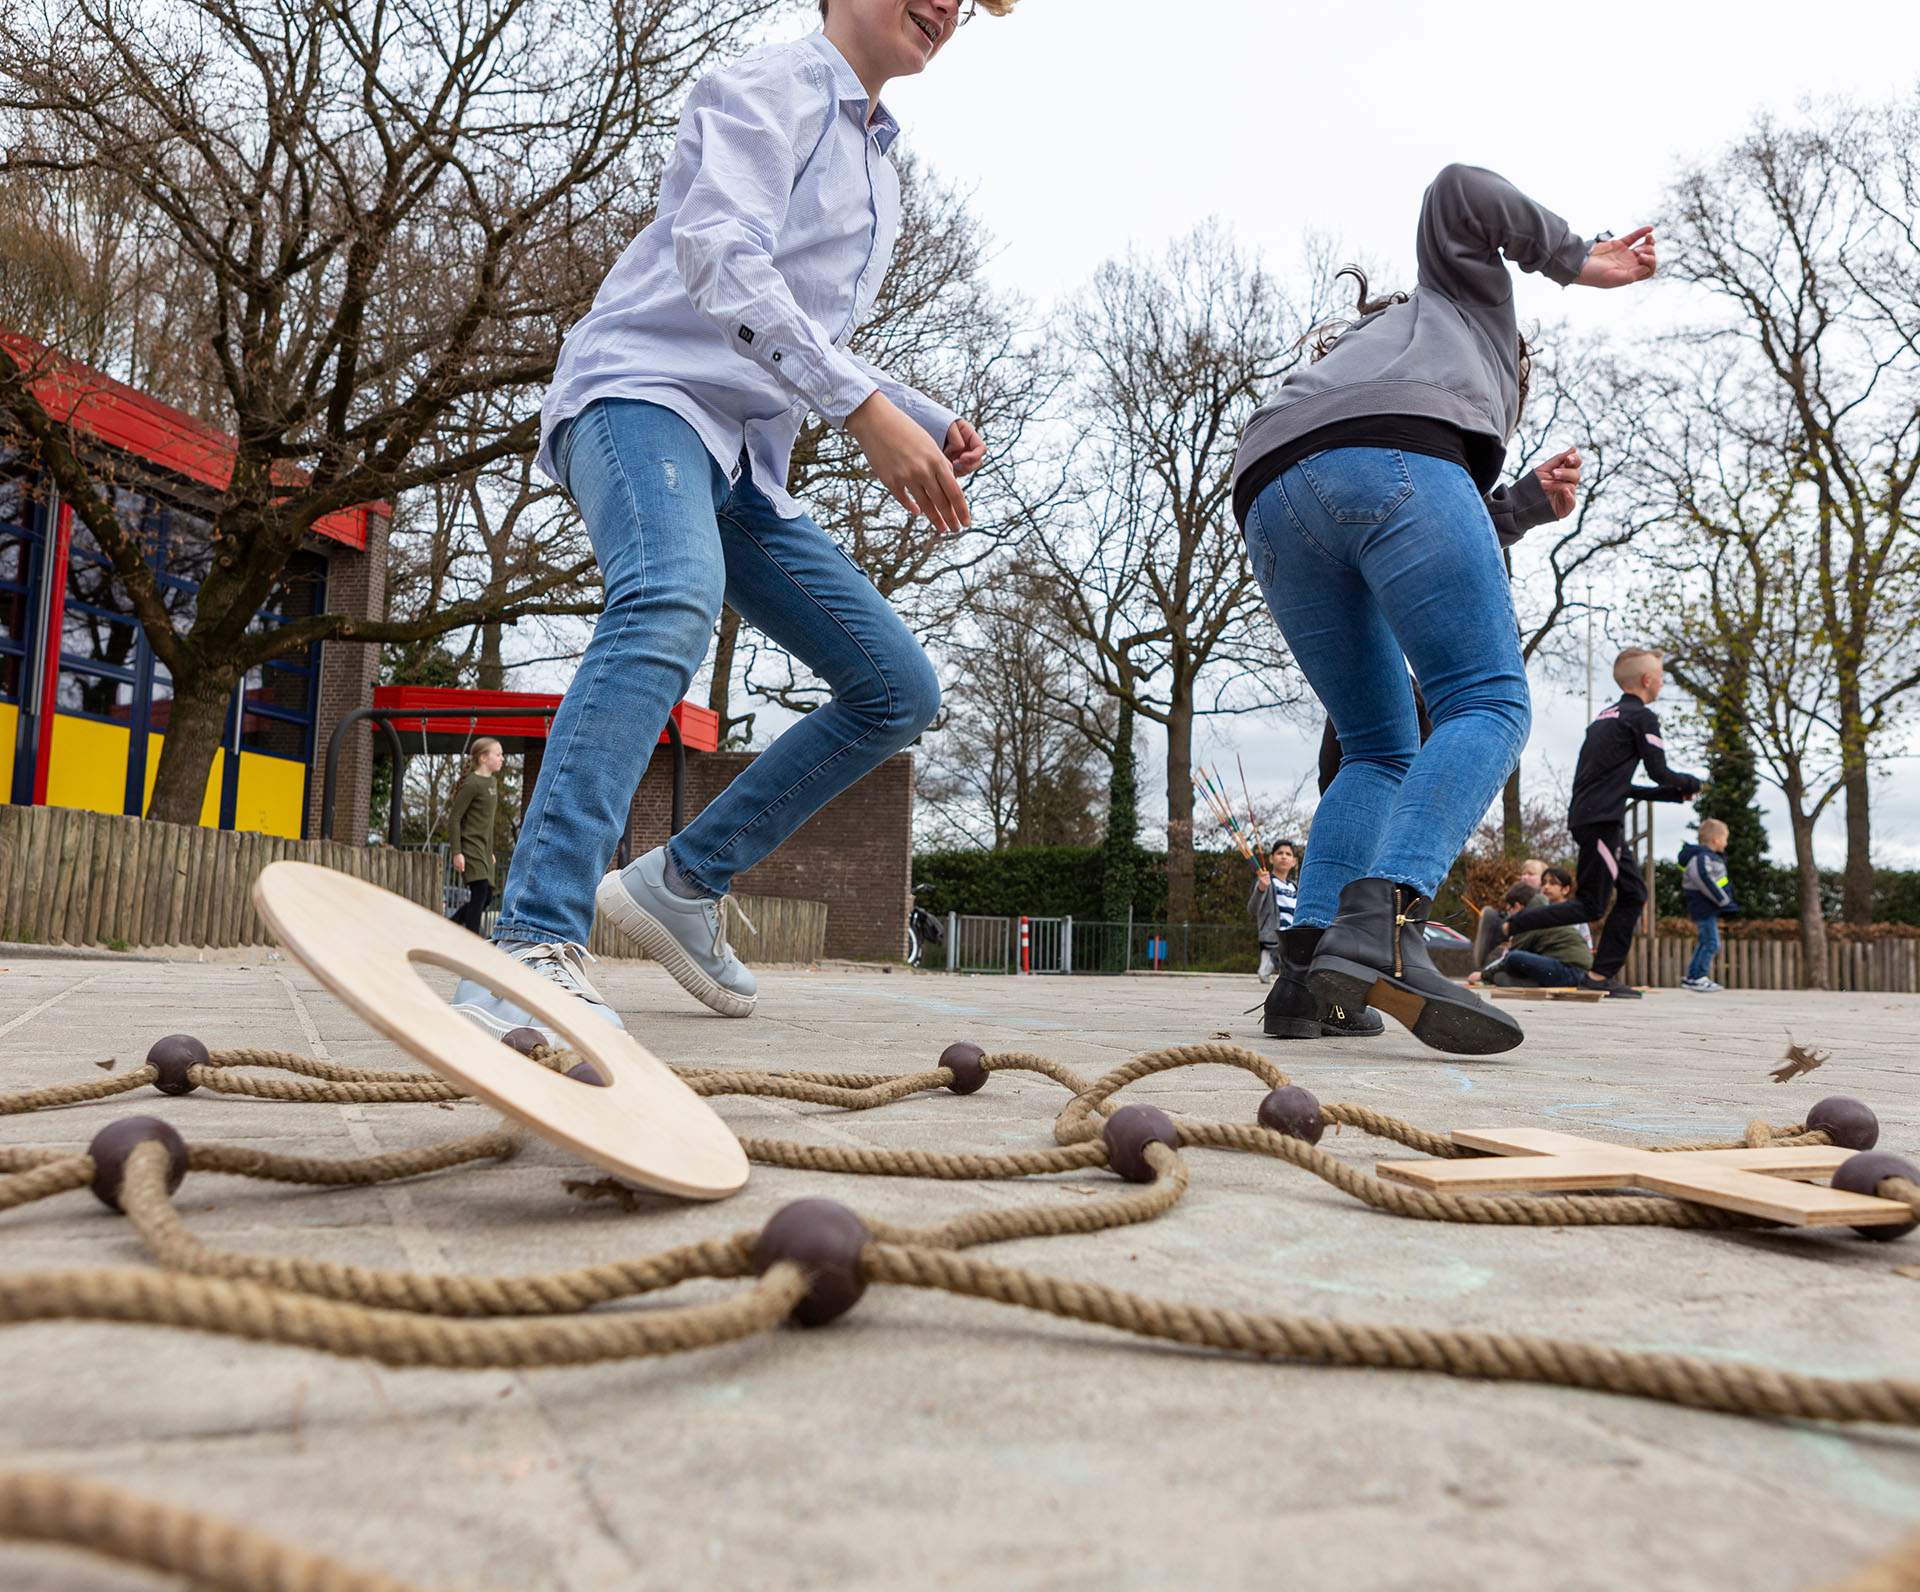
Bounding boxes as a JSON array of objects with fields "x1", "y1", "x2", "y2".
[
  {"x1": 520, "y1": 941, "x2": 603, "y2": 1003},
  {"x1": 709, "y1": 896, "x2": 756, "y2": 962}
]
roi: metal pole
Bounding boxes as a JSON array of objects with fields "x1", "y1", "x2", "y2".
[
  {"x1": 1061, "y1": 915, "x2": 1073, "y2": 975},
  {"x1": 1124, "y1": 905, "x2": 1132, "y2": 974},
  {"x1": 946, "y1": 911, "x2": 957, "y2": 973}
]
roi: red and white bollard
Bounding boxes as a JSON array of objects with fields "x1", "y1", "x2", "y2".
[{"x1": 1019, "y1": 916, "x2": 1030, "y2": 975}]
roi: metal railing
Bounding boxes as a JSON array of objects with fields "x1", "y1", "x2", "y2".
[{"x1": 939, "y1": 913, "x2": 1259, "y2": 976}]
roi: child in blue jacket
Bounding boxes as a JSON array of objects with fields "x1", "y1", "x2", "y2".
[{"x1": 1678, "y1": 818, "x2": 1737, "y2": 992}]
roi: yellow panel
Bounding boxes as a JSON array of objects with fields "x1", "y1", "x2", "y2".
[
  {"x1": 141, "y1": 732, "x2": 224, "y2": 827},
  {"x1": 0, "y1": 701, "x2": 16, "y2": 801},
  {"x1": 45, "y1": 713, "x2": 130, "y2": 815},
  {"x1": 234, "y1": 750, "x2": 307, "y2": 839}
]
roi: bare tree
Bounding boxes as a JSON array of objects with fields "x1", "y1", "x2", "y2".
[
  {"x1": 916, "y1": 588, "x2": 1108, "y2": 850},
  {"x1": 1659, "y1": 93, "x2": 1920, "y2": 922},
  {"x1": 0, "y1": 0, "x2": 776, "y2": 821},
  {"x1": 1020, "y1": 222, "x2": 1309, "y2": 919}
]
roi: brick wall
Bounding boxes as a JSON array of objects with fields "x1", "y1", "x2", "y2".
[
  {"x1": 625, "y1": 748, "x2": 913, "y2": 962},
  {"x1": 304, "y1": 508, "x2": 391, "y2": 841}
]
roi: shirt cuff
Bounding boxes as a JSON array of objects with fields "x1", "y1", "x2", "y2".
[{"x1": 1548, "y1": 235, "x2": 1598, "y2": 287}]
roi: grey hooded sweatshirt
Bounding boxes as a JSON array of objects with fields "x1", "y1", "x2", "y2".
[{"x1": 1231, "y1": 164, "x2": 1595, "y2": 543}]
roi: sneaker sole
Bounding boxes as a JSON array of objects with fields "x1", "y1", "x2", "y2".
[
  {"x1": 595, "y1": 874, "x2": 756, "y2": 1019},
  {"x1": 450, "y1": 1001, "x2": 554, "y2": 1046},
  {"x1": 1308, "y1": 956, "x2": 1523, "y2": 1057}
]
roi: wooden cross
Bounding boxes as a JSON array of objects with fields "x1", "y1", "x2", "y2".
[{"x1": 1376, "y1": 1126, "x2": 1913, "y2": 1227}]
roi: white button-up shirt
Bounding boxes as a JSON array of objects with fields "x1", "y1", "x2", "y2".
[{"x1": 537, "y1": 32, "x2": 957, "y2": 518}]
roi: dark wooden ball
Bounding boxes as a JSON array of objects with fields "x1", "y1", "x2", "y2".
[
  {"x1": 940, "y1": 1042, "x2": 989, "y2": 1095},
  {"x1": 752, "y1": 1199, "x2": 871, "y2": 1326},
  {"x1": 145, "y1": 1034, "x2": 207, "y2": 1097},
  {"x1": 1257, "y1": 1085, "x2": 1324, "y2": 1145},
  {"x1": 1103, "y1": 1104, "x2": 1180, "y2": 1183},
  {"x1": 1832, "y1": 1151, "x2": 1920, "y2": 1242},
  {"x1": 88, "y1": 1116, "x2": 189, "y2": 1212},
  {"x1": 1807, "y1": 1096, "x2": 1879, "y2": 1152},
  {"x1": 501, "y1": 1027, "x2": 547, "y2": 1056},
  {"x1": 565, "y1": 1061, "x2": 610, "y2": 1087}
]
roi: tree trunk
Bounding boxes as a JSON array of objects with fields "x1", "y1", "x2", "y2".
[
  {"x1": 709, "y1": 606, "x2": 741, "y2": 742},
  {"x1": 1788, "y1": 809, "x2": 1829, "y2": 991},
  {"x1": 476, "y1": 620, "x2": 505, "y2": 692},
  {"x1": 145, "y1": 670, "x2": 234, "y2": 825},
  {"x1": 1502, "y1": 764, "x2": 1523, "y2": 855},
  {"x1": 1841, "y1": 753, "x2": 1874, "y2": 925},
  {"x1": 1101, "y1": 696, "x2": 1137, "y2": 922},
  {"x1": 1164, "y1": 688, "x2": 1195, "y2": 922}
]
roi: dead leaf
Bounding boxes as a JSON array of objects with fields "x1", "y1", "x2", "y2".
[
  {"x1": 564, "y1": 1176, "x2": 644, "y2": 1212},
  {"x1": 1210, "y1": 1030, "x2": 1231, "y2": 1039},
  {"x1": 94, "y1": 1057, "x2": 117, "y2": 1071},
  {"x1": 1769, "y1": 1032, "x2": 1830, "y2": 1083}
]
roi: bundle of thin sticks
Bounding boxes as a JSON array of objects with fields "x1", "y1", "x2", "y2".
[{"x1": 1192, "y1": 762, "x2": 1267, "y2": 874}]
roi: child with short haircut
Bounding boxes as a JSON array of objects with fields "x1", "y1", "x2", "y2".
[
  {"x1": 454, "y1": 0, "x2": 1014, "y2": 1040},
  {"x1": 1678, "y1": 818, "x2": 1738, "y2": 992}
]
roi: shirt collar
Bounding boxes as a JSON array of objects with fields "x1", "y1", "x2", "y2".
[{"x1": 806, "y1": 31, "x2": 901, "y2": 152}]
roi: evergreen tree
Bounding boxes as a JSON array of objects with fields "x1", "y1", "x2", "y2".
[
  {"x1": 1100, "y1": 698, "x2": 1138, "y2": 922},
  {"x1": 1693, "y1": 698, "x2": 1774, "y2": 913}
]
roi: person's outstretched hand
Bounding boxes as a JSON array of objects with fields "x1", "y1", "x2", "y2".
[
  {"x1": 847, "y1": 391, "x2": 970, "y2": 533},
  {"x1": 1534, "y1": 446, "x2": 1583, "y2": 518},
  {"x1": 945, "y1": 418, "x2": 986, "y2": 477},
  {"x1": 1578, "y1": 226, "x2": 1657, "y2": 288}
]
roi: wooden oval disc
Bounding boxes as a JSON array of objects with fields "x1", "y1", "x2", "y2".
[{"x1": 252, "y1": 861, "x2": 748, "y2": 1201}]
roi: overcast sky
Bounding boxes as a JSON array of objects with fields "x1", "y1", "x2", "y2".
[{"x1": 867, "y1": 0, "x2": 1920, "y2": 869}]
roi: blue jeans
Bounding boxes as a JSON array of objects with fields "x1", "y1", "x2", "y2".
[
  {"x1": 1494, "y1": 949, "x2": 1585, "y2": 987},
  {"x1": 1687, "y1": 916, "x2": 1721, "y2": 982},
  {"x1": 494, "y1": 399, "x2": 941, "y2": 944},
  {"x1": 1244, "y1": 449, "x2": 1531, "y2": 928}
]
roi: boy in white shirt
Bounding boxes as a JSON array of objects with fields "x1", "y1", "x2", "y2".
[{"x1": 456, "y1": 0, "x2": 1012, "y2": 1038}]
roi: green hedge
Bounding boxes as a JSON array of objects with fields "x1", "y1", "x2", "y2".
[{"x1": 914, "y1": 846, "x2": 1266, "y2": 925}]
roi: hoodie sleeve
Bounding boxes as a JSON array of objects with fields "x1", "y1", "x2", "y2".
[
  {"x1": 1484, "y1": 471, "x2": 1558, "y2": 547},
  {"x1": 1415, "y1": 165, "x2": 1596, "y2": 309}
]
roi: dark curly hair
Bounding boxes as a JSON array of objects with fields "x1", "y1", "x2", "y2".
[{"x1": 1305, "y1": 266, "x2": 1532, "y2": 424}]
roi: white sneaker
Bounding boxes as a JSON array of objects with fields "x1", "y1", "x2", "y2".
[
  {"x1": 595, "y1": 849, "x2": 757, "y2": 1018},
  {"x1": 451, "y1": 941, "x2": 626, "y2": 1044},
  {"x1": 1681, "y1": 976, "x2": 1725, "y2": 993}
]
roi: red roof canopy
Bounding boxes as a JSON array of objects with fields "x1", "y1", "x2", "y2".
[
  {"x1": 3, "y1": 330, "x2": 377, "y2": 551},
  {"x1": 372, "y1": 686, "x2": 720, "y2": 753}
]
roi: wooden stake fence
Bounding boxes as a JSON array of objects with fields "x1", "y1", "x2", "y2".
[{"x1": 1623, "y1": 933, "x2": 1919, "y2": 993}]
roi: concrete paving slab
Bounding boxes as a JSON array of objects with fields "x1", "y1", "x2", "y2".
[{"x1": 0, "y1": 953, "x2": 1916, "y2": 1591}]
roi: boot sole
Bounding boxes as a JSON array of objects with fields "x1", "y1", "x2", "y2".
[
  {"x1": 1262, "y1": 1014, "x2": 1324, "y2": 1040},
  {"x1": 1308, "y1": 956, "x2": 1522, "y2": 1057},
  {"x1": 594, "y1": 875, "x2": 756, "y2": 1019}
]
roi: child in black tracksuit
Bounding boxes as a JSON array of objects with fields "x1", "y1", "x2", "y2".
[{"x1": 1498, "y1": 648, "x2": 1702, "y2": 997}]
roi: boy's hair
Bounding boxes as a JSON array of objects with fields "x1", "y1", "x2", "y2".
[
  {"x1": 1521, "y1": 856, "x2": 1548, "y2": 876},
  {"x1": 1271, "y1": 838, "x2": 1301, "y2": 854},
  {"x1": 1612, "y1": 647, "x2": 1662, "y2": 691},
  {"x1": 1504, "y1": 882, "x2": 1537, "y2": 908},
  {"x1": 1699, "y1": 818, "x2": 1729, "y2": 846},
  {"x1": 1543, "y1": 865, "x2": 1575, "y2": 890}
]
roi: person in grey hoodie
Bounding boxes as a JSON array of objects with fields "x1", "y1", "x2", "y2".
[{"x1": 1234, "y1": 164, "x2": 1658, "y2": 1057}]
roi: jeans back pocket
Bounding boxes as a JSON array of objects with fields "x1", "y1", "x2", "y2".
[{"x1": 1301, "y1": 447, "x2": 1415, "y2": 525}]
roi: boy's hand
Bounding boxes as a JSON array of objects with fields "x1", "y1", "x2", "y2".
[
  {"x1": 1577, "y1": 226, "x2": 1657, "y2": 288},
  {"x1": 848, "y1": 391, "x2": 970, "y2": 533},
  {"x1": 453, "y1": 853, "x2": 466, "y2": 874},
  {"x1": 945, "y1": 418, "x2": 986, "y2": 476},
  {"x1": 1535, "y1": 446, "x2": 1582, "y2": 518}
]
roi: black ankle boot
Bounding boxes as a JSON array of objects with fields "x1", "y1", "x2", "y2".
[
  {"x1": 1307, "y1": 879, "x2": 1523, "y2": 1056},
  {"x1": 1264, "y1": 926, "x2": 1385, "y2": 1040}
]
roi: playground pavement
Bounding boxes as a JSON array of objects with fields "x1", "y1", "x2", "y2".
[{"x1": 0, "y1": 949, "x2": 1916, "y2": 1591}]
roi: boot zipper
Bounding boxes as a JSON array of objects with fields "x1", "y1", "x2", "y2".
[{"x1": 1393, "y1": 891, "x2": 1407, "y2": 978}]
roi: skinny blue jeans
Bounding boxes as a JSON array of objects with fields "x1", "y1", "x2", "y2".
[
  {"x1": 1687, "y1": 916, "x2": 1721, "y2": 982},
  {"x1": 1243, "y1": 449, "x2": 1531, "y2": 928},
  {"x1": 495, "y1": 399, "x2": 941, "y2": 945}
]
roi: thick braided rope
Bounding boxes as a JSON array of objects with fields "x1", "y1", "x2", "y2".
[
  {"x1": 862, "y1": 1242, "x2": 1920, "y2": 1423},
  {"x1": 125, "y1": 1146, "x2": 758, "y2": 1316},
  {"x1": 0, "y1": 1468, "x2": 446, "y2": 1592},
  {"x1": 0, "y1": 1155, "x2": 93, "y2": 1211},
  {"x1": 0, "y1": 1262, "x2": 807, "y2": 1369},
  {"x1": 0, "y1": 1066, "x2": 158, "y2": 1114},
  {"x1": 187, "y1": 1129, "x2": 522, "y2": 1186}
]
